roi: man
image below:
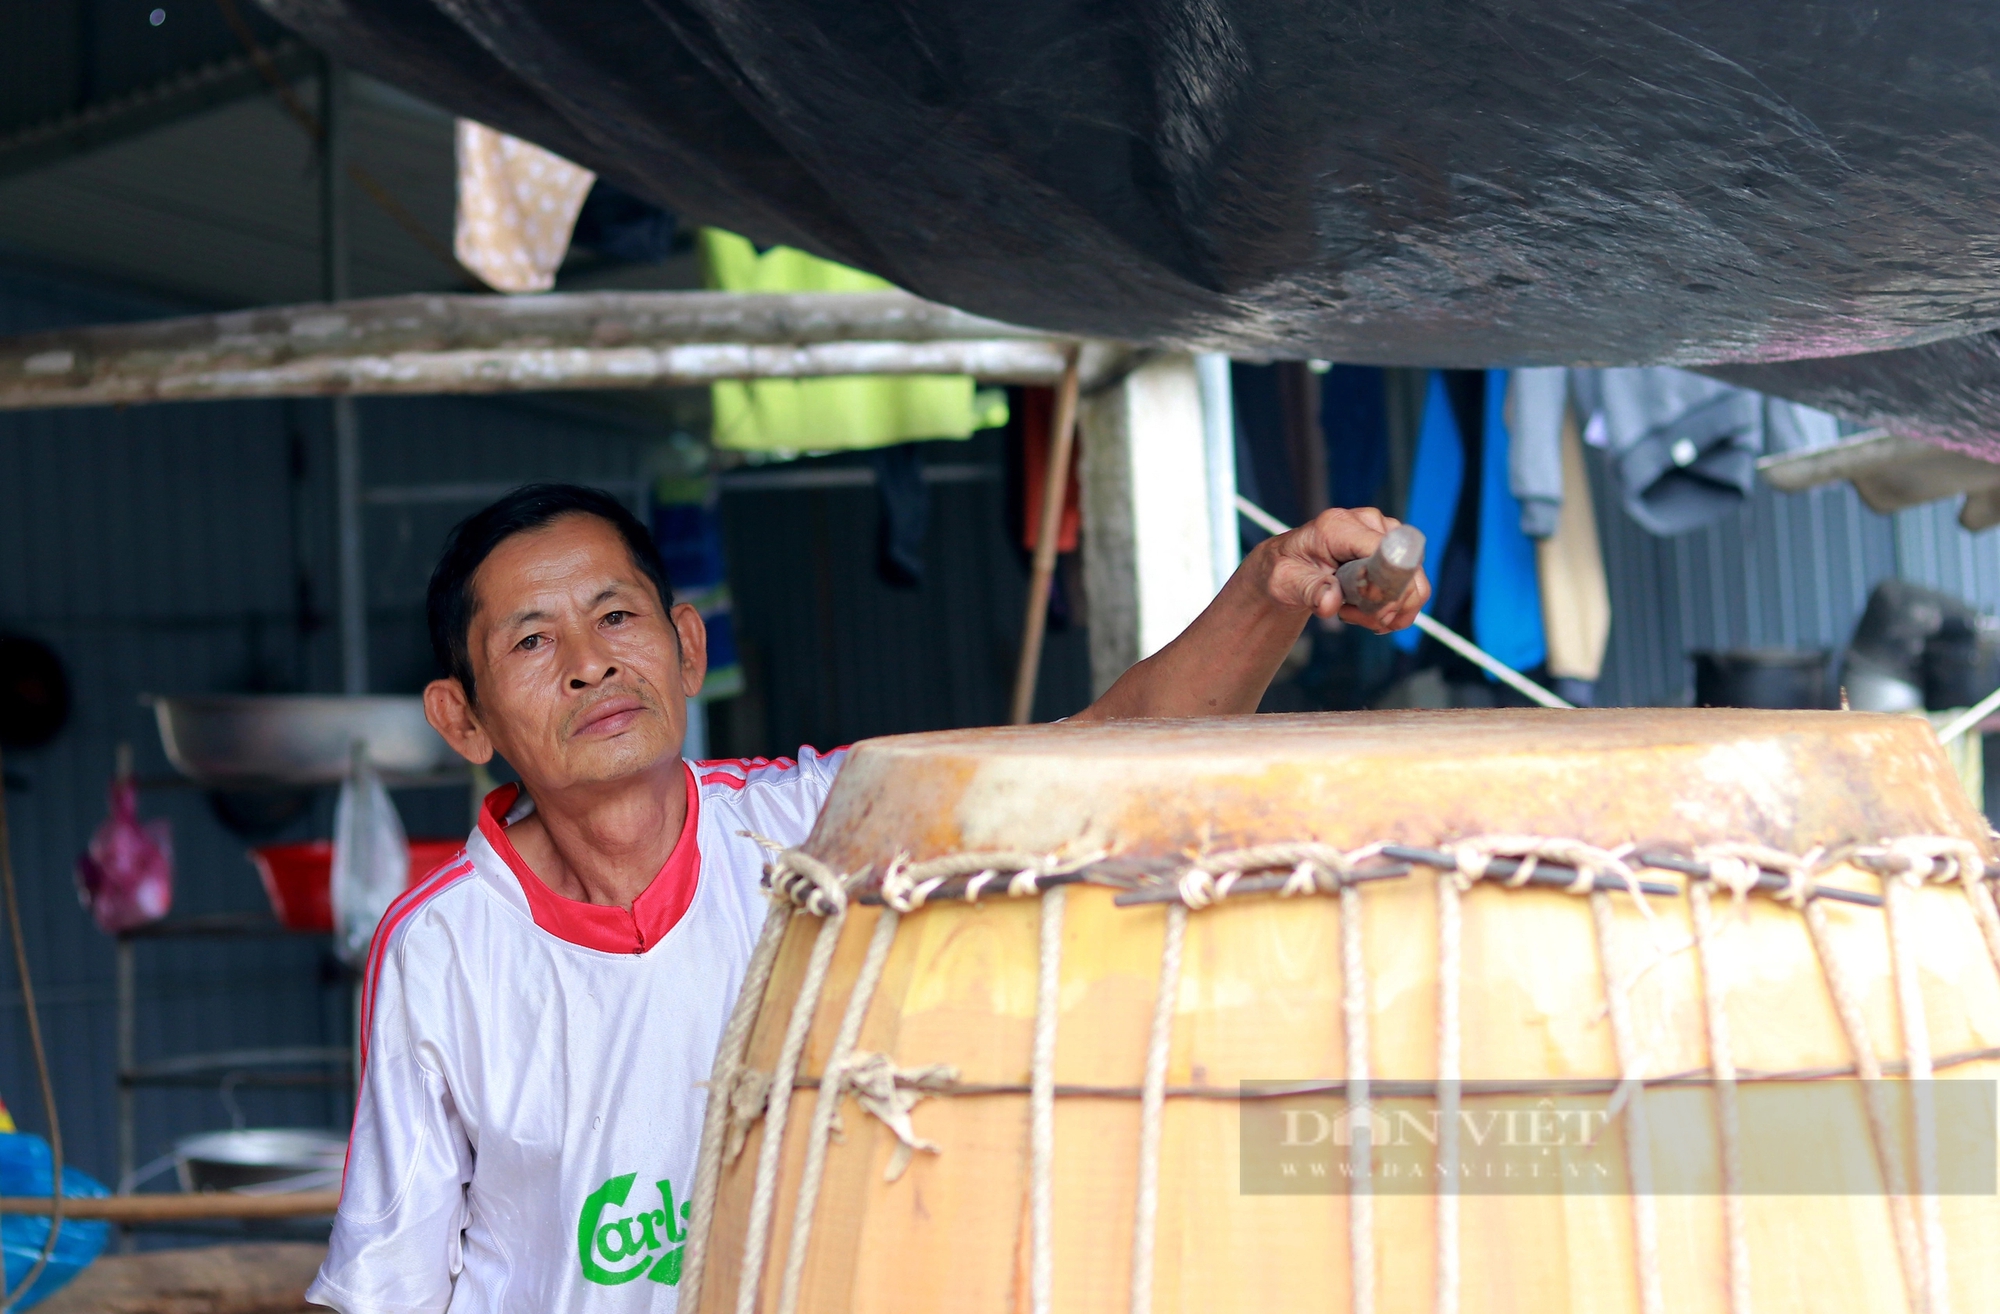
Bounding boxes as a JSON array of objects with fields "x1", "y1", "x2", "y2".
[{"x1": 308, "y1": 483, "x2": 1425, "y2": 1313}]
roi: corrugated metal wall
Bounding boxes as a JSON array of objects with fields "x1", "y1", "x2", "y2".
[
  {"x1": 715, "y1": 438, "x2": 1093, "y2": 752},
  {"x1": 0, "y1": 264, "x2": 1090, "y2": 1195},
  {"x1": 1584, "y1": 441, "x2": 2000, "y2": 709},
  {"x1": 0, "y1": 262, "x2": 657, "y2": 1191}
]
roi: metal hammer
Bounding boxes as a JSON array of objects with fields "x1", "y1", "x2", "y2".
[{"x1": 1333, "y1": 523, "x2": 1425, "y2": 614}]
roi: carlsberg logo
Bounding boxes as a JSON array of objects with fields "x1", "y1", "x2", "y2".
[{"x1": 577, "y1": 1173, "x2": 691, "y2": 1286}]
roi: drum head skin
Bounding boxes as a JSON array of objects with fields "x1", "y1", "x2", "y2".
[{"x1": 809, "y1": 709, "x2": 1982, "y2": 878}]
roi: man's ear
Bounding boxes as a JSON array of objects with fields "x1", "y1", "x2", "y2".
[
  {"x1": 424, "y1": 677, "x2": 495, "y2": 765},
  {"x1": 669, "y1": 603, "x2": 709, "y2": 699}
]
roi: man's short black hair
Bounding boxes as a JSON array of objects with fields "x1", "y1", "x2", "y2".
[{"x1": 427, "y1": 484, "x2": 674, "y2": 703}]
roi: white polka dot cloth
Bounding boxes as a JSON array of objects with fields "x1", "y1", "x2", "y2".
[{"x1": 454, "y1": 119, "x2": 597, "y2": 293}]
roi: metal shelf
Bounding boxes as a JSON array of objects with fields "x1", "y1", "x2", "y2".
[
  {"x1": 115, "y1": 925, "x2": 354, "y2": 1211},
  {"x1": 117, "y1": 912, "x2": 305, "y2": 941},
  {"x1": 120, "y1": 1046, "x2": 350, "y2": 1088}
]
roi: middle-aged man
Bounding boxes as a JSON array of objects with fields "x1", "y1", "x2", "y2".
[{"x1": 308, "y1": 482, "x2": 1427, "y2": 1313}]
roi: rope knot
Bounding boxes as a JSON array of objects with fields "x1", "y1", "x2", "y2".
[
  {"x1": 1869, "y1": 835, "x2": 1987, "y2": 889},
  {"x1": 1451, "y1": 835, "x2": 1651, "y2": 916},
  {"x1": 744, "y1": 832, "x2": 853, "y2": 916},
  {"x1": 1690, "y1": 842, "x2": 1803, "y2": 909},
  {"x1": 1181, "y1": 843, "x2": 1355, "y2": 907},
  {"x1": 828, "y1": 1052, "x2": 959, "y2": 1182}
]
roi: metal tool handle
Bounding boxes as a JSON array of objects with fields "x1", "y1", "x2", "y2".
[{"x1": 1333, "y1": 524, "x2": 1425, "y2": 614}]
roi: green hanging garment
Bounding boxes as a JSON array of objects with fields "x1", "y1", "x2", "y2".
[{"x1": 700, "y1": 229, "x2": 1001, "y2": 452}]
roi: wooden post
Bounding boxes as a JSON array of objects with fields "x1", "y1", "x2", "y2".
[
  {"x1": 1077, "y1": 355, "x2": 1217, "y2": 698},
  {"x1": 1009, "y1": 350, "x2": 1082, "y2": 724}
]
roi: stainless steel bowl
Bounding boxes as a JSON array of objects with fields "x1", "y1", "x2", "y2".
[
  {"x1": 150, "y1": 694, "x2": 460, "y2": 786},
  {"x1": 173, "y1": 1128, "x2": 346, "y2": 1195}
]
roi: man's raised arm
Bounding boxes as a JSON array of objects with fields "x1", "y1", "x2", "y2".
[{"x1": 1071, "y1": 507, "x2": 1430, "y2": 722}]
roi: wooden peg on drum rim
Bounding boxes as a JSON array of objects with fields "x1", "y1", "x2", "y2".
[
  {"x1": 1632, "y1": 848, "x2": 1884, "y2": 908},
  {"x1": 1110, "y1": 860, "x2": 1413, "y2": 907},
  {"x1": 1377, "y1": 844, "x2": 1683, "y2": 898}
]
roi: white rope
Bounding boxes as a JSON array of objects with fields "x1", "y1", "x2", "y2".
[
  {"x1": 1882, "y1": 871, "x2": 1951, "y2": 1314},
  {"x1": 1342, "y1": 880, "x2": 1375, "y2": 1314},
  {"x1": 1031, "y1": 885, "x2": 1067, "y2": 1314},
  {"x1": 733, "y1": 862, "x2": 851, "y2": 1314},
  {"x1": 1688, "y1": 880, "x2": 1752, "y2": 1314},
  {"x1": 774, "y1": 907, "x2": 902, "y2": 1314},
  {"x1": 1590, "y1": 891, "x2": 1665, "y2": 1314},
  {"x1": 1129, "y1": 903, "x2": 1186, "y2": 1314},
  {"x1": 1966, "y1": 878, "x2": 2000, "y2": 983},
  {"x1": 1802, "y1": 895, "x2": 1926, "y2": 1314},
  {"x1": 1434, "y1": 871, "x2": 1461, "y2": 1314},
  {"x1": 680, "y1": 899, "x2": 791, "y2": 1314}
]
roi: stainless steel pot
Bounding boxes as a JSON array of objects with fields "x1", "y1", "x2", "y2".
[
  {"x1": 173, "y1": 1128, "x2": 346, "y2": 1195},
  {"x1": 150, "y1": 694, "x2": 459, "y2": 786}
]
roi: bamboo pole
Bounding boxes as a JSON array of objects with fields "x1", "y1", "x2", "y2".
[
  {"x1": 0, "y1": 290, "x2": 1087, "y2": 409},
  {"x1": 0, "y1": 1191, "x2": 341, "y2": 1222},
  {"x1": 1009, "y1": 349, "x2": 1083, "y2": 724}
]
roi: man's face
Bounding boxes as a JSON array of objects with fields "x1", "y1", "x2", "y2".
[{"x1": 423, "y1": 514, "x2": 707, "y2": 793}]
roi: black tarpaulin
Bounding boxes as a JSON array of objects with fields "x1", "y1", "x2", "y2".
[{"x1": 261, "y1": 1, "x2": 2000, "y2": 443}]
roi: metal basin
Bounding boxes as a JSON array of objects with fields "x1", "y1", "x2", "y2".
[
  {"x1": 174, "y1": 1128, "x2": 346, "y2": 1195},
  {"x1": 150, "y1": 694, "x2": 460, "y2": 786}
]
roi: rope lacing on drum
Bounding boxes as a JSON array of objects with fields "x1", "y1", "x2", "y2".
[
  {"x1": 877, "y1": 847, "x2": 1102, "y2": 912},
  {"x1": 1450, "y1": 834, "x2": 1653, "y2": 915},
  {"x1": 685, "y1": 827, "x2": 1997, "y2": 1314},
  {"x1": 753, "y1": 835, "x2": 855, "y2": 916},
  {"x1": 1691, "y1": 841, "x2": 1824, "y2": 908},
  {"x1": 1174, "y1": 841, "x2": 1384, "y2": 909}
]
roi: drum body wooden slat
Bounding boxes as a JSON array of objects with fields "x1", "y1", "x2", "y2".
[{"x1": 698, "y1": 710, "x2": 2000, "y2": 1314}]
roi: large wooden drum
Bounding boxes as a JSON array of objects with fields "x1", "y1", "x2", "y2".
[{"x1": 681, "y1": 710, "x2": 2000, "y2": 1314}]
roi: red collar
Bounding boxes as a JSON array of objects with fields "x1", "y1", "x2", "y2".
[{"x1": 476, "y1": 766, "x2": 702, "y2": 954}]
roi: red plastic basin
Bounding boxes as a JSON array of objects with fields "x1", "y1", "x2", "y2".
[{"x1": 250, "y1": 838, "x2": 465, "y2": 933}]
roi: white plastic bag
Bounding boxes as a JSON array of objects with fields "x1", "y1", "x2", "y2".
[{"x1": 330, "y1": 748, "x2": 408, "y2": 966}]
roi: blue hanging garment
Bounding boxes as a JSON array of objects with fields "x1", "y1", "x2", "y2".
[
  {"x1": 1472, "y1": 371, "x2": 1548, "y2": 674},
  {"x1": 1392, "y1": 373, "x2": 1464, "y2": 653}
]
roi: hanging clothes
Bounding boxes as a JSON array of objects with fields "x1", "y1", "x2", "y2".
[
  {"x1": 1321, "y1": 365, "x2": 1390, "y2": 511},
  {"x1": 868, "y1": 442, "x2": 929, "y2": 588},
  {"x1": 453, "y1": 121, "x2": 596, "y2": 293},
  {"x1": 1230, "y1": 363, "x2": 1302, "y2": 532},
  {"x1": 1569, "y1": 367, "x2": 1762, "y2": 536},
  {"x1": 1016, "y1": 387, "x2": 1081, "y2": 553},
  {"x1": 700, "y1": 229, "x2": 996, "y2": 452},
  {"x1": 652, "y1": 458, "x2": 746, "y2": 701},
  {"x1": 1506, "y1": 367, "x2": 1569, "y2": 538},
  {"x1": 1537, "y1": 404, "x2": 1611, "y2": 705},
  {"x1": 1472, "y1": 370, "x2": 1548, "y2": 675},
  {"x1": 1393, "y1": 372, "x2": 1547, "y2": 678},
  {"x1": 1393, "y1": 373, "x2": 1467, "y2": 654},
  {"x1": 570, "y1": 179, "x2": 678, "y2": 264}
]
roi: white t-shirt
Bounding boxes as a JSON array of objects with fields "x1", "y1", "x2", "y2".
[{"x1": 308, "y1": 749, "x2": 845, "y2": 1314}]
